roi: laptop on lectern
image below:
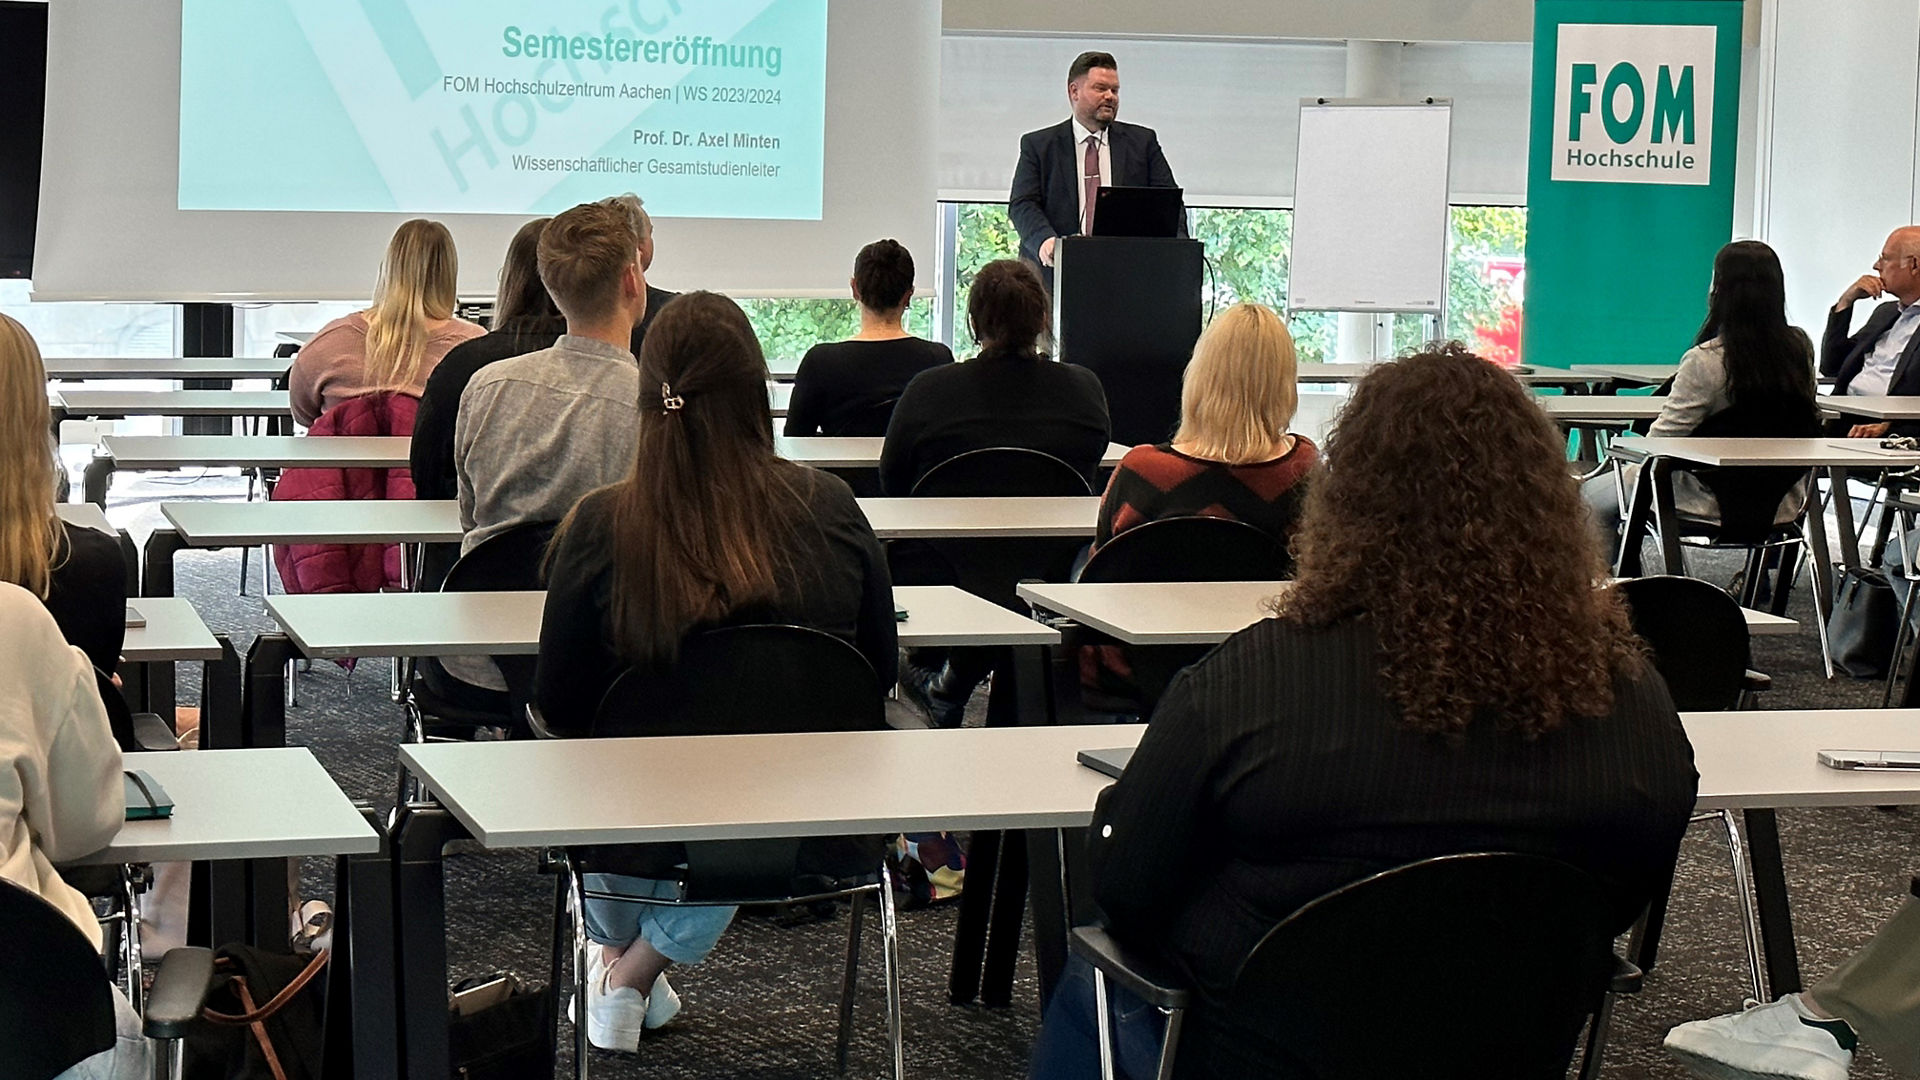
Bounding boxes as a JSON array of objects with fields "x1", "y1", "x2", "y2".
[{"x1": 1090, "y1": 186, "x2": 1184, "y2": 239}]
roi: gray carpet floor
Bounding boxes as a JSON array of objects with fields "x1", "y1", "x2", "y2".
[{"x1": 112, "y1": 482, "x2": 1918, "y2": 1079}]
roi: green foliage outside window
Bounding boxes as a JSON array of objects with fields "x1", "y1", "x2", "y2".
[{"x1": 737, "y1": 297, "x2": 934, "y2": 365}]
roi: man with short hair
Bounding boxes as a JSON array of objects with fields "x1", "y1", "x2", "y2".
[
  {"x1": 597, "y1": 192, "x2": 680, "y2": 355},
  {"x1": 441, "y1": 200, "x2": 647, "y2": 696},
  {"x1": 1825, "y1": 226, "x2": 1920, "y2": 438},
  {"x1": 1009, "y1": 50, "x2": 1184, "y2": 286}
]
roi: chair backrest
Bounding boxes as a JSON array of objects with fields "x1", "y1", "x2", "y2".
[
  {"x1": 822, "y1": 396, "x2": 901, "y2": 437},
  {"x1": 1196, "y1": 853, "x2": 1618, "y2": 1079},
  {"x1": 1680, "y1": 402, "x2": 1822, "y2": 543},
  {"x1": 1079, "y1": 516, "x2": 1292, "y2": 583},
  {"x1": 92, "y1": 665, "x2": 138, "y2": 754},
  {"x1": 0, "y1": 879, "x2": 118, "y2": 1080},
  {"x1": 592, "y1": 624, "x2": 886, "y2": 739},
  {"x1": 441, "y1": 521, "x2": 556, "y2": 594},
  {"x1": 1617, "y1": 574, "x2": 1752, "y2": 711},
  {"x1": 912, "y1": 447, "x2": 1093, "y2": 498}
]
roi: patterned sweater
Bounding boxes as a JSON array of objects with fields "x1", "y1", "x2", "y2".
[{"x1": 1094, "y1": 438, "x2": 1319, "y2": 549}]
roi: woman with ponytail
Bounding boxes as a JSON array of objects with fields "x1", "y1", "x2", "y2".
[
  {"x1": 289, "y1": 219, "x2": 483, "y2": 426},
  {"x1": 532, "y1": 291, "x2": 896, "y2": 1051}
]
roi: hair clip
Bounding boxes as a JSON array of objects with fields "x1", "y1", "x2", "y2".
[{"x1": 660, "y1": 381, "x2": 685, "y2": 412}]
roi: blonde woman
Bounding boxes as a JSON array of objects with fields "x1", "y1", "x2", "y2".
[
  {"x1": 0, "y1": 315, "x2": 127, "y2": 674},
  {"x1": 289, "y1": 219, "x2": 484, "y2": 426},
  {"x1": 1092, "y1": 302, "x2": 1317, "y2": 549}
]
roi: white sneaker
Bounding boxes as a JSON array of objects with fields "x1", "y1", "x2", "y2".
[
  {"x1": 582, "y1": 956, "x2": 647, "y2": 1053},
  {"x1": 1664, "y1": 995, "x2": 1855, "y2": 1080},
  {"x1": 644, "y1": 972, "x2": 681, "y2": 1030}
]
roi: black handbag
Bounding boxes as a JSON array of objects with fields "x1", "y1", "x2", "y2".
[
  {"x1": 1828, "y1": 566, "x2": 1900, "y2": 678},
  {"x1": 448, "y1": 971, "x2": 554, "y2": 1080}
]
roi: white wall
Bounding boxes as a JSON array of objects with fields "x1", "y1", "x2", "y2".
[
  {"x1": 938, "y1": 36, "x2": 1533, "y2": 206},
  {"x1": 1757, "y1": 0, "x2": 1919, "y2": 334},
  {"x1": 941, "y1": 0, "x2": 1537, "y2": 43}
]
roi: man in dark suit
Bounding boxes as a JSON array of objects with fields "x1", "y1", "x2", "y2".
[
  {"x1": 597, "y1": 192, "x2": 680, "y2": 354},
  {"x1": 1008, "y1": 51, "x2": 1184, "y2": 286},
  {"x1": 1825, "y1": 226, "x2": 1920, "y2": 438}
]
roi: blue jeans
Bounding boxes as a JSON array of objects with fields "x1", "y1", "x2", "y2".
[
  {"x1": 1029, "y1": 956, "x2": 1170, "y2": 1080},
  {"x1": 55, "y1": 986, "x2": 148, "y2": 1080},
  {"x1": 580, "y1": 874, "x2": 736, "y2": 965}
]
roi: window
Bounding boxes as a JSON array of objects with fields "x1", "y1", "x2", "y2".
[
  {"x1": 234, "y1": 302, "x2": 363, "y2": 360},
  {"x1": 737, "y1": 297, "x2": 936, "y2": 364},
  {"x1": 0, "y1": 280, "x2": 180, "y2": 357},
  {"x1": 1445, "y1": 205, "x2": 1526, "y2": 364}
]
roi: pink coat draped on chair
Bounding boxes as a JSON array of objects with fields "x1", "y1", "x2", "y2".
[{"x1": 271, "y1": 392, "x2": 419, "y2": 595}]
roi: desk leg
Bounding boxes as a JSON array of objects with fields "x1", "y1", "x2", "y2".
[
  {"x1": 1616, "y1": 459, "x2": 1655, "y2": 578},
  {"x1": 1806, "y1": 469, "x2": 1839, "y2": 608},
  {"x1": 1829, "y1": 466, "x2": 1864, "y2": 569},
  {"x1": 1744, "y1": 809, "x2": 1802, "y2": 995},
  {"x1": 392, "y1": 802, "x2": 469, "y2": 1080},
  {"x1": 200, "y1": 636, "x2": 243, "y2": 751},
  {"x1": 140, "y1": 528, "x2": 190, "y2": 721},
  {"x1": 326, "y1": 807, "x2": 398, "y2": 1080},
  {"x1": 1649, "y1": 459, "x2": 1685, "y2": 575},
  {"x1": 1026, "y1": 827, "x2": 1089, "y2": 1011},
  {"x1": 949, "y1": 827, "x2": 999, "y2": 1005},
  {"x1": 83, "y1": 454, "x2": 114, "y2": 509}
]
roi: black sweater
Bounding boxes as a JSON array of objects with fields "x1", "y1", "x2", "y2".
[
  {"x1": 533, "y1": 469, "x2": 898, "y2": 731},
  {"x1": 44, "y1": 521, "x2": 128, "y2": 675},
  {"x1": 782, "y1": 337, "x2": 955, "y2": 437},
  {"x1": 411, "y1": 318, "x2": 567, "y2": 501},
  {"x1": 877, "y1": 350, "x2": 1110, "y2": 495},
  {"x1": 1090, "y1": 617, "x2": 1696, "y2": 1023}
]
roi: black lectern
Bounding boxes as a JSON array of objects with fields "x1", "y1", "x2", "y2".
[{"x1": 1052, "y1": 237, "x2": 1205, "y2": 447}]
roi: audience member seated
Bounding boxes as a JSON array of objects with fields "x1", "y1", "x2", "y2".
[
  {"x1": 1082, "y1": 301, "x2": 1316, "y2": 705},
  {"x1": 1028, "y1": 344, "x2": 1699, "y2": 1080},
  {"x1": 1667, "y1": 883, "x2": 1920, "y2": 1079},
  {"x1": 1825, "y1": 226, "x2": 1920, "y2": 439},
  {"x1": 882, "y1": 257, "x2": 1110, "y2": 724},
  {"x1": 413, "y1": 216, "x2": 565, "y2": 503},
  {"x1": 784, "y1": 239, "x2": 955, "y2": 437},
  {"x1": 599, "y1": 193, "x2": 680, "y2": 356},
  {"x1": 878, "y1": 258, "x2": 1110, "y2": 495},
  {"x1": 1584, "y1": 241, "x2": 1819, "y2": 557},
  {"x1": 534, "y1": 291, "x2": 896, "y2": 1051},
  {"x1": 0, "y1": 315, "x2": 126, "y2": 674},
  {"x1": 289, "y1": 218, "x2": 484, "y2": 427},
  {"x1": 443, "y1": 200, "x2": 649, "y2": 698},
  {"x1": 0, "y1": 583, "x2": 143, "y2": 1079}
]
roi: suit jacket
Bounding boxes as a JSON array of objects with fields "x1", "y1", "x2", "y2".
[
  {"x1": 1008, "y1": 118, "x2": 1184, "y2": 271},
  {"x1": 630, "y1": 285, "x2": 680, "y2": 357},
  {"x1": 1822, "y1": 299, "x2": 1920, "y2": 395}
]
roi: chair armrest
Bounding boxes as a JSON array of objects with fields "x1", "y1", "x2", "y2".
[
  {"x1": 131, "y1": 712, "x2": 182, "y2": 753},
  {"x1": 1070, "y1": 925, "x2": 1191, "y2": 1011},
  {"x1": 1743, "y1": 670, "x2": 1773, "y2": 694},
  {"x1": 1608, "y1": 953, "x2": 1644, "y2": 996},
  {"x1": 142, "y1": 947, "x2": 214, "y2": 1040}
]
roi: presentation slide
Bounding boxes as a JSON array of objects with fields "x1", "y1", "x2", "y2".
[{"x1": 178, "y1": 0, "x2": 828, "y2": 219}]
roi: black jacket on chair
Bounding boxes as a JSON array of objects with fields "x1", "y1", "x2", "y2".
[{"x1": 1008, "y1": 118, "x2": 1185, "y2": 273}]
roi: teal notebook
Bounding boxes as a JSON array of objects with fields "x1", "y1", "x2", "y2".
[{"x1": 124, "y1": 770, "x2": 173, "y2": 820}]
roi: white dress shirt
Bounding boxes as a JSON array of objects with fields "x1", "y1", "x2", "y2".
[
  {"x1": 1072, "y1": 118, "x2": 1112, "y2": 234},
  {"x1": 1848, "y1": 299, "x2": 1920, "y2": 397}
]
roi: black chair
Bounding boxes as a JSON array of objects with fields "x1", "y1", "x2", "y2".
[
  {"x1": 821, "y1": 395, "x2": 902, "y2": 437},
  {"x1": 1073, "y1": 853, "x2": 1642, "y2": 1080},
  {"x1": 96, "y1": 667, "x2": 181, "y2": 755},
  {"x1": 896, "y1": 447, "x2": 1093, "y2": 608},
  {"x1": 1618, "y1": 575, "x2": 1770, "y2": 1001},
  {"x1": 407, "y1": 521, "x2": 556, "y2": 742},
  {"x1": 530, "y1": 625, "x2": 902, "y2": 1079},
  {"x1": 1069, "y1": 517, "x2": 1292, "y2": 715},
  {"x1": 0, "y1": 878, "x2": 212, "y2": 1080}
]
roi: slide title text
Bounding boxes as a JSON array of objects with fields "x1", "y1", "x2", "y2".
[{"x1": 500, "y1": 27, "x2": 783, "y2": 76}]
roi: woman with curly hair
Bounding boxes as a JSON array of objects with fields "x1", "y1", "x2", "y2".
[{"x1": 1029, "y1": 343, "x2": 1699, "y2": 1080}]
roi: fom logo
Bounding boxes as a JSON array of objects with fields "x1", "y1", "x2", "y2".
[{"x1": 1551, "y1": 23, "x2": 1716, "y2": 186}]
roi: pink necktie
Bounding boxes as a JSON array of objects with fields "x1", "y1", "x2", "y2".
[{"x1": 1082, "y1": 135, "x2": 1100, "y2": 235}]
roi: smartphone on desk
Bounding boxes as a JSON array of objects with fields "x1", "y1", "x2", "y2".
[
  {"x1": 124, "y1": 603, "x2": 146, "y2": 629},
  {"x1": 1817, "y1": 749, "x2": 1920, "y2": 771}
]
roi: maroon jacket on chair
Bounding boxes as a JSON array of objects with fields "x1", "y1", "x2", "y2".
[{"x1": 271, "y1": 392, "x2": 418, "y2": 594}]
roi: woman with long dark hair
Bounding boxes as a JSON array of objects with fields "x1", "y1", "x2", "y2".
[
  {"x1": 1030, "y1": 345, "x2": 1698, "y2": 1079},
  {"x1": 1585, "y1": 240, "x2": 1819, "y2": 551},
  {"x1": 534, "y1": 292, "x2": 896, "y2": 1052}
]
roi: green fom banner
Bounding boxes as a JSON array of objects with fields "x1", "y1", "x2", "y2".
[{"x1": 1522, "y1": 0, "x2": 1743, "y2": 369}]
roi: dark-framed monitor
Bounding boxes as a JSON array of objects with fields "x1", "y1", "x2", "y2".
[{"x1": 1090, "y1": 186, "x2": 1184, "y2": 239}]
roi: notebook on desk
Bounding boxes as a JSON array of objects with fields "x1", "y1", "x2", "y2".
[
  {"x1": 1076, "y1": 747, "x2": 1133, "y2": 779},
  {"x1": 124, "y1": 770, "x2": 173, "y2": 820}
]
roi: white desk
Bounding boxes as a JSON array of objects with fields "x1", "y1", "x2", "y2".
[
  {"x1": 1569, "y1": 363, "x2": 1679, "y2": 386},
  {"x1": 122, "y1": 597, "x2": 224, "y2": 662},
  {"x1": 1816, "y1": 395, "x2": 1920, "y2": 421},
  {"x1": 102, "y1": 435, "x2": 410, "y2": 470},
  {"x1": 161, "y1": 495, "x2": 1100, "y2": 548},
  {"x1": 53, "y1": 389, "x2": 292, "y2": 419},
  {"x1": 775, "y1": 436, "x2": 1129, "y2": 470},
  {"x1": 1607, "y1": 436, "x2": 1920, "y2": 468},
  {"x1": 769, "y1": 381, "x2": 792, "y2": 417},
  {"x1": 1017, "y1": 580, "x2": 1797, "y2": 642},
  {"x1": 267, "y1": 584, "x2": 1058, "y2": 659},
  {"x1": 44, "y1": 356, "x2": 292, "y2": 381},
  {"x1": 56, "y1": 502, "x2": 115, "y2": 535},
  {"x1": 1294, "y1": 362, "x2": 1596, "y2": 387},
  {"x1": 1540, "y1": 396, "x2": 1667, "y2": 423},
  {"x1": 1689, "y1": 709, "x2": 1920, "y2": 809},
  {"x1": 278, "y1": 331, "x2": 314, "y2": 345},
  {"x1": 767, "y1": 355, "x2": 799, "y2": 381},
  {"x1": 74, "y1": 748, "x2": 377, "y2": 865}
]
